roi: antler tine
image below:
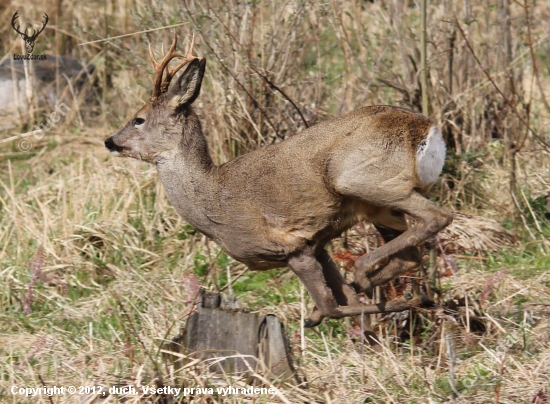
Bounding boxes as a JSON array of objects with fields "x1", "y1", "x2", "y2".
[
  {"x1": 185, "y1": 33, "x2": 196, "y2": 59},
  {"x1": 150, "y1": 33, "x2": 198, "y2": 98},
  {"x1": 148, "y1": 43, "x2": 158, "y2": 67},
  {"x1": 167, "y1": 32, "x2": 179, "y2": 57},
  {"x1": 149, "y1": 42, "x2": 163, "y2": 98},
  {"x1": 161, "y1": 34, "x2": 198, "y2": 92}
]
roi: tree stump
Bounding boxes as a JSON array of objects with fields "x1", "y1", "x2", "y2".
[{"x1": 168, "y1": 293, "x2": 298, "y2": 383}]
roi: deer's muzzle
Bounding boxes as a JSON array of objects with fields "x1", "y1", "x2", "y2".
[{"x1": 105, "y1": 136, "x2": 124, "y2": 155}]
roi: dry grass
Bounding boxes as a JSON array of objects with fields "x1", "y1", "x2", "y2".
[{"x1": 1, "y1": 0, "x2": 550, "y2": 403}]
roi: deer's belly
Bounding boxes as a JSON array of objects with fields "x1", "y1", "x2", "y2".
[
  {"x1": 217, "y1": 214, "x2": 354, "y2": 270},
  {"x1": 218, "y1": 226, "x2": 305, "y2": 268}
]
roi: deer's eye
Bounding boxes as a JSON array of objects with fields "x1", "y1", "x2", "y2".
[{"x1": 133, "y1": 118, "x2": 145, "y2": 127}]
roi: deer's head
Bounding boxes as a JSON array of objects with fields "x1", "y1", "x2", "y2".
[{"x1": 105, "y1": 34, "x2": 206, "y2": 164}]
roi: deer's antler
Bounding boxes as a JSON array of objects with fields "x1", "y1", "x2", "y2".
[{"x1": 149, "y1": 33, "x2": 197, "y2": 98}]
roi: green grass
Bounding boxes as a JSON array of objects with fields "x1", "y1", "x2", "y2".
[{"x1": 483, "y1": 248, "x2": 550, "y2": 279}]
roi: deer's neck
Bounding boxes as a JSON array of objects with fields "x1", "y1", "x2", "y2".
[
  {"x1": 155, "y1": 112, "x2": 220, "y2": 239},
  {"x1": 180, "y1": 111, "x2": 215, "y2": 170}
]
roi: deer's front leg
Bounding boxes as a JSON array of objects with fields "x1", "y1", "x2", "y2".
[
  {"x1": 307, "y1": 249, "x2": 381, "y2": 345},
  {"x1": 287, "y1": 249, "x2": 342, "y2": 326},
  {"x1": 303, "y1": 249, "x2": 363, "y2": 328}
]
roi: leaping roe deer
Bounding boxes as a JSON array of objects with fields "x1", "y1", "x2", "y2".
[{"x1": 105, "y1": 34, "x2": 452, "y2": 328}]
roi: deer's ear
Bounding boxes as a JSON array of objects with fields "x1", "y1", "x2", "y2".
[{"x1": 169, "y1": 58, "x2": 206, "y2": 109}]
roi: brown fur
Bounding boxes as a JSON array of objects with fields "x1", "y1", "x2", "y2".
[{"x1": 105, "y1": 54, "x2": 452, "y2": 327}]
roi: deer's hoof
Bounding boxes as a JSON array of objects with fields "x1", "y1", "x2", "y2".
[
  {"x1": 351, "y1": 279, "x2": 374, "y2": 298},
  {"x1": 351, "y1": 281, "x2": 361, "y2": 293},
  {"x1": 364, "y1": 284, "x2": 374, "y2": 299},
  {"x1": 304, "y1": 317, "x2": 323, "y2": 328},
  {"x1": 419, "y1": 294, "x2": 436, "y2": 308},
  {"x1": 403, "y1": 293, "x2": 434, "y2": 308}
]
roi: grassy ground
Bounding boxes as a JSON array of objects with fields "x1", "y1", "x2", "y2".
[{"x1": 1, "y1": 0, "x2": 550, "y2": 403}]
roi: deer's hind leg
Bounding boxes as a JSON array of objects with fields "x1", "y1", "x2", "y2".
[
  {"x1": 346, "y1": 192, "x2": 452, "y2": 295},
  {"x1": 353, "y1": 210, "x2": 423, "y2": 297}
]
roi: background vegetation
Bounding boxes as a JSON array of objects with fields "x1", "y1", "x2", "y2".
[{"x1": 0, "y1": 0, "x2": 549, "y2": 402}]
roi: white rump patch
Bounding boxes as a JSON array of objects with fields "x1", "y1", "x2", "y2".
[{"x1": 416, "y1": 126, "x2": 446, "y2": 185}]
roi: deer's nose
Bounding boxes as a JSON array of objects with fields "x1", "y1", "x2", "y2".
[{"x1": 105, "y1": 136, "x2": 123, "y2": 153}]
